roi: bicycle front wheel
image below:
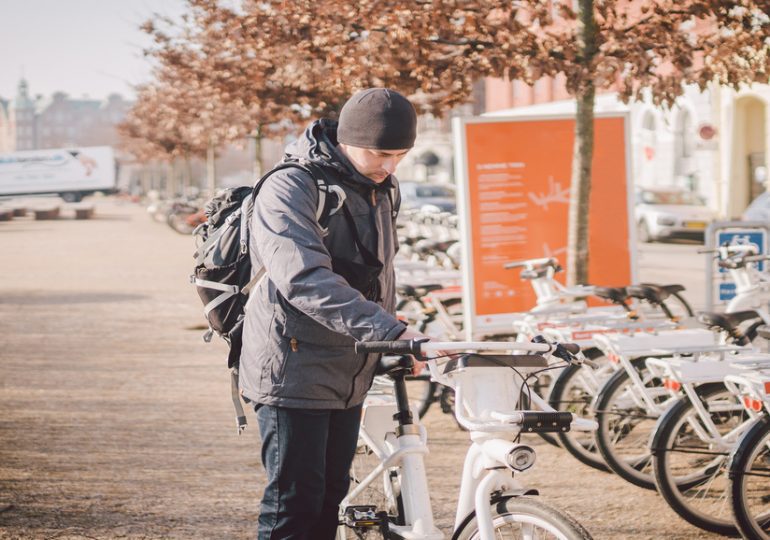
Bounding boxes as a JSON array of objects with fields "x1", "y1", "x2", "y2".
[
  {"x1": 730, "y1": 415, "x2": 770, "y2": 540},
  {"x1": 550, "y1": 349, "x2": 613, "y2": 472},
  {"x1": 454, "y1": 496, "x2": 592, "y2": 540},
  {"x1": 651, "y1": 383, "x2": 747, "y2": 535}
]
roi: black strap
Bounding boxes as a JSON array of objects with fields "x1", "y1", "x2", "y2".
[
  {"x1": 254, "y1": 159, "x2": 337, "y2": 227},
  {"x1": 341, "y1": 203, "x2": 381, "y2": 268}
]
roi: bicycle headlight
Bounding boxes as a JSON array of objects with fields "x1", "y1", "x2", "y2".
[{"x1": 506, "y1": 444, "x2": 536, "y2": 472}]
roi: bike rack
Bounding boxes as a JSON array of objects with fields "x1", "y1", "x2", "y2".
[{"x1": 704, "y1": 220, "x2": 770, "y2": 310}]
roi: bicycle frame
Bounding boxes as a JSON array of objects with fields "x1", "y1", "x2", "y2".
[
  {"x1": 646, "y1": 355, "x2": 762, "y2": 452},
  {"x1": 591, "y1": 330, "x2": 747, "y2": 416},
  {"x1": 424, "y1": 343, "x2": 596, "y2": 536},
  {"x1": 340, "y1": 340, "x2": 597, "y2": 540},
  {"x1": 710, "y1": 244, "x2": 770, "y2": 318},
  {"x1": 724, "y1": 363, "x2": 770, "y2": 418}
]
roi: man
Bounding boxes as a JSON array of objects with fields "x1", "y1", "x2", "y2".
[{"x1": 241, "y1": 88, "x2": 429, "y2": 539}]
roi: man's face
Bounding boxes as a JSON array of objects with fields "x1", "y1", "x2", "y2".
[{"x1": 339, "y1": 144, "x2": 410, "y2": 184}]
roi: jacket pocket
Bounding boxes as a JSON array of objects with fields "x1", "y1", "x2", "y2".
[
  {"x1": 283, "y1": 310, "x2": 355, "y2": 347},
  {"x1": 260, "y1": 310, "x2": 291, "y2": 386}
]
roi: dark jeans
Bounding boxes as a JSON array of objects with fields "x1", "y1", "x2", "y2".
[{"x1": 256, "y1": 403, "x2": 362, "y2": 540}]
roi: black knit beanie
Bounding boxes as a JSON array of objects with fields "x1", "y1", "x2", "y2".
[{"x1": 337, "y1": 88, "x2": 417, "y2": 150}]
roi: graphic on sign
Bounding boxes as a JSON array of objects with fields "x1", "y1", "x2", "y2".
[
  {"x1": 454, "y1": 114, "x2": 634, "y2": 336},
  {"x1": 715, "y1": 230, "x2": 766, "y2": 301}
]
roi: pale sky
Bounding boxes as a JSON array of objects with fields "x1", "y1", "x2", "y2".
[{"x1": 0, "y1": 0, "x2": 188, "y2": 102}]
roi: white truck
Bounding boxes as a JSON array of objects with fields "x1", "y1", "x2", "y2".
[{"x1": 0, "y1": 146, "x2": 117, "y2": 202}]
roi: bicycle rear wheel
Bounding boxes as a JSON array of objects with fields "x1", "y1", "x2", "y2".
[
  {"x1": 454, "y1": 496, "x2": 593, "y2": 540},
  {"x1": 594, "y1": 358, "x2": 669, "y2": 489},
  {"x1": 651, "y1": 383, "x2": 747, "y2": 535},
  {"x1": 730, "y1": 416, "x2": 770, "y2": 540}
]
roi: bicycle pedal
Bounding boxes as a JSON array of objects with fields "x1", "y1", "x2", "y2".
[{"x1": 342, "y1": 505, "x2": 381, "y2": 528}]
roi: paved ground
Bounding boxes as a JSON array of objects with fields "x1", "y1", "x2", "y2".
[{"x1": 0, "y1": 198, "x2": 722, "y2": 539}]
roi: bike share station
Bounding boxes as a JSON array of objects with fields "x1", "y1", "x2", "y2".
[{"x1": 704, "y1": 220, "x2": 770, "y2": 310}]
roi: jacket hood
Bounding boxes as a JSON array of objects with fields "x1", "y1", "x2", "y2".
[{"x1": 285, "y1": 119, "x2": 393, "y2": 191}]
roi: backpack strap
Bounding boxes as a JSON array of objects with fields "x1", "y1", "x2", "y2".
[
  {"x1": 231, "y1": 367, "x2": 247, "y2": 435},
  {"x1": 387, "y1": 184, "x2": 399, "y2": 220}
]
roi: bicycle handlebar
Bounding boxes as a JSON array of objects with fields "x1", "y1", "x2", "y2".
[
  {"x1": 354, "y1": 338, "x2": 580, "y2": 360},
  {"x1": 355, "y1": 338, "x2": 427, "y2": 356}
]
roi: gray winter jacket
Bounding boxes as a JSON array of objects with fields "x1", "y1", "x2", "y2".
[{"x1": 240, "y1": 119, "x2": 406, "y2": 409}]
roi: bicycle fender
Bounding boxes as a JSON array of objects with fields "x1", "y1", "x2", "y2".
[{"x1": 450, "y1": 492, "x2": 538, "y2": 540}]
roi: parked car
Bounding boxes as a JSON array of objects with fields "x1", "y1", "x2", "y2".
[
  {"x1": 741, "y1": 191, "x2": 770, "y2": 222},
  {"x1": 635, "y1": 187, "x2": 716, "y2": 243},
  {"x1": 399, "y1": 181, "x2": 457, "y2": 213}
]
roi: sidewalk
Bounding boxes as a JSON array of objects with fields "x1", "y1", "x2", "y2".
[
  {"x1": 0, "y1": 198, "x2": 719, "y2": 539},
  {"x1": 0, "y1": 199, "x2": 256, "y2": 538}
]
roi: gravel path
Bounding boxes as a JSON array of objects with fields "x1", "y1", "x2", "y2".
[{"x1": 0, "y1": 199, "x2": 724, "y2": 539}]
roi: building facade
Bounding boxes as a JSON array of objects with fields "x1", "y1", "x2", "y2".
[
  {"x1": 483, "y1": 77, "x2": 770, "y2": 220},
  {"x1": 2, "y1": 79, "x2": 132, "y2": 153}
]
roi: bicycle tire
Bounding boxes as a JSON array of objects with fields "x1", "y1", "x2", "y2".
[
  {"x1": 549, "y1": 349, "x2": 613, "y2": 472},
  {"x1": 453, "y1": 495, "x2": 593, "y2": 540},
  {"x1": 594, "y1": 358, "x2": 670, "y2": 489},
  {"x1": 729, "y1": 415, "x2": 770, "y2": 540},
  {"x1": 651, "y1": 383, "x2": 746, "y2": 535},
  {"x1": 167, "y1": 212, "x2": 195, "y2": 235},
  {"x1": 529, "y1": 370, "x2": 562, "y2": 447}
]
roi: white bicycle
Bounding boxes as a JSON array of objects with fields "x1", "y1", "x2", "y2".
[{"x1": 336, "y1": 338, "x2": 597, "y2": 540}]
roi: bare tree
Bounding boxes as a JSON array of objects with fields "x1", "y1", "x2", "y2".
[{"x1": 126, "y1": 0, "x2": 769, "y2": 284}]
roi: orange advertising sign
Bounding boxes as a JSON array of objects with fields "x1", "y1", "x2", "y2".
[{"x1": 454, "y1": 114, "x2": 634, "y2": 336}]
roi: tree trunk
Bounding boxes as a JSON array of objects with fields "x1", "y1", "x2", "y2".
[
  {"x1": 166, "y1": 161, "x2": 176, "y2": 199},
  {"x1": 566, "y1": 0, "x2": 597, "y2": 286},
  {"x1": 206, "y1": 139, "x2": 216, "y2": 196},
  {"x1": 253, "y1": 125, "x2": 263, "y2": 181}
]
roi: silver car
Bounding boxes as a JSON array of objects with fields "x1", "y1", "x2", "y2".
[
  {"x1": 742, "y1": 191, "x2": 770, "y2": 222},
  {"x1": 635, "y1": 188, "x2": 716, "y2": 243},
  {"x1": 399, "y1": 181, "x2": 457, "y2": 213}
]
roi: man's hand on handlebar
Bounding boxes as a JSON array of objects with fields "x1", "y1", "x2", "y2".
[{"x1": 398, "y1": 327, "x2": 448, "y2": 373}]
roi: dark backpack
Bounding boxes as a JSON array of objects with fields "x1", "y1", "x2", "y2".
[{"x1": 191, "y1": 160, "x2": 346, "y2": 433}]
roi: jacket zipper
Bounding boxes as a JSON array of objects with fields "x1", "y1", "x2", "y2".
[{"x1": 370, "y1": 188, "x2": 377, "y2": 207}]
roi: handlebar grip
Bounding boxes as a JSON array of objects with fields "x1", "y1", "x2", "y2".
[
  {"x1": 354, "y1": 339, "x2": 424, "y2": 355},
  {"x1": 561, "y1": 342, "x2": 581, "y2": 355}
]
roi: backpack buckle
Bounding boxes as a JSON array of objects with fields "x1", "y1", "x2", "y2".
[{"x1": 203, "y1": 328, "x2": 214, "y2": 343}]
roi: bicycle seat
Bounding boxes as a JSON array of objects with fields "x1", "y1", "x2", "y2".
[
  {"x1": 641, "y1": 283, "x2": 685, "y2": 295},
  {"x1": 697, "y1": 310, "x2": 762, "y2": 333},
  {"x1": 397, "y1": 283, "x2": 443, "y2": 298},
  {"x1": 376, "y1": 354, "x2": 413, "y2": 376},
  {"x1": 756, "y1": 325, "x2": 770, "y2": 341},
  {"x1": 626, "y1": 284, "x2": 671, "y2": 304},
  {"x1": 593, "y1": 286, "x2": 629, "y2": 304},
  {"x1": 443, "y1": 353, "x2": 548, "y2": 374}
]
